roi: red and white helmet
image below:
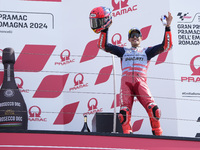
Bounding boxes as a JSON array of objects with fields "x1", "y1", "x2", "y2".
[{"x1": 89, "y1": 6, "x2": 112, "y2": 34}]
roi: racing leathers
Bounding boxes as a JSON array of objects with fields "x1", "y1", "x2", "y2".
[{"x1": 97, "y1": 27, "x2": 172, "y2": 135}]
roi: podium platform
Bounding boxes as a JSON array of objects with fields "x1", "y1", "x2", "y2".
[{"x1": 0, "y1": 130, "x2": 200, "y2": 150}]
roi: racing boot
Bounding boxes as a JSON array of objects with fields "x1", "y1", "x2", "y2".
[
  {"x1": 147, "y1": 103, "x2": 163, "y2": 136},
  {"x1": 118, "y1": 107, "x2": 132, "y2": 134}
]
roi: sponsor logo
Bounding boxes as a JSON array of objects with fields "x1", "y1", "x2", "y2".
[
  {"x1": 177, "y1": 12, "x2": 192, "y2": 21},
  {"x1": 190, "y1": 55, "x2": 200, "y2": 76},
  {"x1": 55, "y1": 49, "x2": 75, "y2": 65},
  {"x1": 111, "y1": 33, "x2": 127, "y2": 47},
  {"x1": 181, "y1": 77, "x2": 200, "y2": 82},
  {"x1": 181, "y1": 55, "x2": 200, "y2": 82},
  {"x1": 181, "y1": 56, "x2": 200, "y2": 98},
  {"x1": 111, "y1": 0, "x2": 137, "y2": 17},
  {"x1": 15, "y1": 77, "x2": 29, "y2": 93},
  {"x1": 4, "y1": 89, "x2": 15, "y2": 97},
  {"x1": 83, "y1": 98, "x2": 103, "y2": 116},
  {"x1": 69, "y1": 73, "x2": 88, "y2": 91},
  {"x1": 177, "y1": 12, "x2": 200, "y2": 46},
  {"x1": 28, "y1": 106, "x2": 47, "y2": 122},
  {"x1": 125, "y1": 56, "x2": 143, "y2": 61}
]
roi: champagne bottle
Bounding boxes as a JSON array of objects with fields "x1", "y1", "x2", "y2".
[
  {"x1": 0, "y1": 48, "x2": 28, "y2": 130},
  {"x1": 81, "y1": 115, "x2": 90, "y2": 132}
]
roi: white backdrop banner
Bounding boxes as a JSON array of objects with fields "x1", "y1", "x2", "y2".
[{"x1": 0, "y1": 0, "x2": 200, "y2": 138}]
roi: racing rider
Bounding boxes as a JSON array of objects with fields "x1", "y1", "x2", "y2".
[{"x1": 90, "y1": 7, "x2": 173, "y2": 135}]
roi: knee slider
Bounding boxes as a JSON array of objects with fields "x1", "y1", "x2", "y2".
[
  {"x1": 147, "y1": 103, "x2": 161, "y2": 120},
  {"x1": 118, "y1": 107, "x2": 130, "y2": 125}
]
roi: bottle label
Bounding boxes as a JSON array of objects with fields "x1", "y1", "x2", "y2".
[
  {"x1": 0, "y1": 100, "x2": 27, "y2": 129},
  {"x1": 84, "y1": 117, "x2": 87, "y2": 123},
  {"x1": 0, "y1": 109, "x2": 23, "y2": 127}
]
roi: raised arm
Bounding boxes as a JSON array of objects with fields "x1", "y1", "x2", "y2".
[
  {"x1": 97, "y1": 28, "x2": 125, "y2": 58},
  {"x1": 146, "y1": 12, "x2": 173, "y2": 60}
]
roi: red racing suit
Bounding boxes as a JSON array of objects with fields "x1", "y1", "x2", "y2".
[{"x1": 98, "y1": 26, "x2": 172, "y2": 135}]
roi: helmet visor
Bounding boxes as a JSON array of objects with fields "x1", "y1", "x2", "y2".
[
  {"x1": 90, "y1": 18, "x2": 105, "y2": 29},
  {"x1": 129, "y1": 33, "x2": 141, "y2": 38},
  {"x1": 128, "y1": 28, "x2": 142, "y2": 38}
]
